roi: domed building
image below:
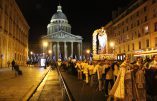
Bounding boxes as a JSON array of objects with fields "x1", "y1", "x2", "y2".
[{"x1": 42, "y1": 4, "x2": 83, "y2": 60}]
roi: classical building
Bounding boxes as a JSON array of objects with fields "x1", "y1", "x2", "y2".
[
  {"x1": 42, "y1": 5, "x2": 83, "y2": 60},
  {"x1": 0, "y1": 0, "x2": 30, "y2": 67}
]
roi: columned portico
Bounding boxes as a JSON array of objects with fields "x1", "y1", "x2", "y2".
[{"x1": 48, "y1": 40, "x2": 82, "y2": 60}]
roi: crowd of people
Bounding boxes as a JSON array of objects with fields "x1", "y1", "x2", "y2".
[{"x1": 56, "y1": 55, "x2": 157, "y2": 101}]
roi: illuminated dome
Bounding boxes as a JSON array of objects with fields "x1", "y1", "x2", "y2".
[
  {"x1": 47, "y1": 4, "x2": 71, "y2": 34},
  {"x1": 51, "y1": 5, "x2": 67, "y2": 20}
]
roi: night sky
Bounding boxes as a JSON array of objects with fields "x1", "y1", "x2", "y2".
[{"x1": 15, "y1": 0, "x2": 132, "y2": 43}]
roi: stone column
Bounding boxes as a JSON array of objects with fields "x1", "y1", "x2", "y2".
[
  {"x1": 57, "y1": 42, "x2": 60, "y2": 60},
  {"x1": 64, "y1": 41, "x2": 67, "y2": 59},
  {"x1": 49, "y1": 42, "x2": 52, "y2": 60},
  {"x1": 71, "y1": 42, "x2": 73, "y2": 58},
  {"x1": 53, "y1": 43, "x2": 56, "y2": 60},
  {"x1": 78, "y1": 43, "x2": 80, "y2": 57}
]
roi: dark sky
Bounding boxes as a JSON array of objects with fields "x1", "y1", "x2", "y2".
[{"x1": 15, "y1": 0, "x2": 132, "y2": 43}]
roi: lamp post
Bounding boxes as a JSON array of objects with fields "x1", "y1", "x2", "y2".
[
  {"x1": 30, "y1": 51, "x2": 33, "y2": 64},
  {"x1": 42, "y1": 41, "x2": 48, "y2": 58},
  {"x1": 42, "y1": 41, "x2": 48, "y2": 69}
]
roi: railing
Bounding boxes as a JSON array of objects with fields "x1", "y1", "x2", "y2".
[{"x1": 56, "y1": 67, "x2": 75, "y2": 101}]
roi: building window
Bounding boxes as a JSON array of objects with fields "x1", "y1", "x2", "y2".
[
  {"x1": 152, "y1": 0, "x2": 157, "y2": 3},
  {"x1": 137, "y1": 20, "x2": 140, "y2": 25},
  {"x1": 144, "y1": 6, "x2": 147, "y2": 12},
  {"x1": 0, "y1": 10, "x2": 2, "y2": 29},
  {"x1": 145, "y1": 16, "x2": 147, "y2": 22},
  {"x1": 119, "y1": 47, "x2": 121, "y2": 53},
  {"x1": 146, "y1": 39, "x2": 149, "y2": 47},
  {"x1": 137, "y1": 11, "x2": 139, "y2": 16},
  {"x1": 139, "y1": 41, "x2": 141, "y2": 49},
  {"x1": 124, "y1": 46, "x2": 125, "y2": 52},
  {"x1": 138, "y1": 31, "x2": 141, "y2": 37},
  {"x1": 132, "y1": 33, "x2": 134, "y2": 40},
  {"x1": 0, "y1": 0, "x2": 2, "y2": 9},
  {"x1": 155, "y1": 37, "x2": 157, "y2": 47},
  {"x1": 132, "y1": 43, "x2": 134, "y2": 50},
  {"x1": 131, "y1": 24, "x2": 133, "y2": 28},
  {"x1": 155, "y1": 22, "x2": 157, "y2": 32},
  {"x1": 144, "y1": 25, "x2": 149, "y2": 34},
  {"x1": 128, "y1": 45, "x2": 130, "y2": 51},
  {"x1": 15, "y1": 53, "x2": 16, "y2": 60}
]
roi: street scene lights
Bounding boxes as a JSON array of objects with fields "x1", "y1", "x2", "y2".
[
  {"x1": 86, "y1": 49, "x2": 90, "y2": 60},
  {"x1": 41, "y1": 41, "x2": 48, "y2": 68},
  {"x1": 48, "y1": 50, "x2": 52, "y2": 54},
  {"x1": 110, "y1": 42, "x2": 115, "y2": 54},
  {"x1": 30, "y1": 51, "x2": 33, "y2": 55},
  {"x1": 42, "y1": 41, "x2": 48, "y2": 56},
  {"x1": 43, "y1": 41, "x2": 48, "y2": 47},
  {"x1": 86, "y1": 49, "x2": 90, "y2": 54}
]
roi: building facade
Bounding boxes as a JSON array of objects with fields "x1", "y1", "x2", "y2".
[
  {"x1": 0, "y1": 0, "x2": 30, "y2": 67},
  {"x1": 106, "y1": 0, "x2": 157, "y2": 61},
  {"x1": 43, "y1": 5, "x2": 83, "y2": 60}
]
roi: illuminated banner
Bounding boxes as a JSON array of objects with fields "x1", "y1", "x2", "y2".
[
  {"x1": 40, "y1": 58, "x2": 46, "y2": 67},
  {"x1": 97, "y1": 29, "x2": 107, "y2": 54},
  {"x1": 93, "y1": 28, "x2": 108, "y2": 55}
]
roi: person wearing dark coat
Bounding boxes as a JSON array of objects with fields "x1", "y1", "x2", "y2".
[{"x1": 11, "y1": 60, "x2": 15, "y2": 70}]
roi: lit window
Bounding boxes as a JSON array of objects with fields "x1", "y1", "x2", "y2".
[
  {"x1": 120, "y1": 56, "x2": 122, "y2": 60},
  {"x1": 128, "y1": 45, "x2": 130, "y2": 51},
  {"x1": 144, "y1": 25, "x2": 149, "y2": 34},
  {"x1": 117, "y1": 56, "x2": 120, "y2": 60}
]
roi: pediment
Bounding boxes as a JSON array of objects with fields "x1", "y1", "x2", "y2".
[{"x1": 45, "y1": 31, "x2": 82, "y2": 39}]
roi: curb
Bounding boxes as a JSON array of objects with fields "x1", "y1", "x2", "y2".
[{"x1": 21, "y1": 67, "x2": 50, "y2": 101}]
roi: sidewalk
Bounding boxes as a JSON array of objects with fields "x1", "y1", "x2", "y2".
[
  {"x1": 0, "y1": 66, "x2": 50, "y2": 101},
  {"x1": 29, "y1": 69, "x2": 63, "y2": 101}
]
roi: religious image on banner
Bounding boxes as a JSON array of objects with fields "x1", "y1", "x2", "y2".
[{"x1": 97, "y1": 29, "x2": 107, "y2": 54}]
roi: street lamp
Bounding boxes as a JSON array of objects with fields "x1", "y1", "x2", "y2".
[
  {"x1": 30, "y1": 51, "x2": 33, "y2": 55},
  {"x1": 42, "y1": 41, "x2": 48, "y2": 68},
  {"x1": 110, "y1": 42, "x2": 115, "y2": 54},
  {"x1": 86, "y1": 49, "x2": 90, "y2": 60},
  {"x1": 42, "y1": 41, "x2": 48, "y2": 57},
  {"x1": 110, "y1": 42, "x2": 115, "y2": 48},
  {"x1": 48, "y1": 50, "x2": 52, "y2": 54},
  {"x1": 43, "y1": 41, "x2": 48, "y2": 49},
  {"x1": 86, "y1": 49, "x2": 90, "y2": 54}
]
